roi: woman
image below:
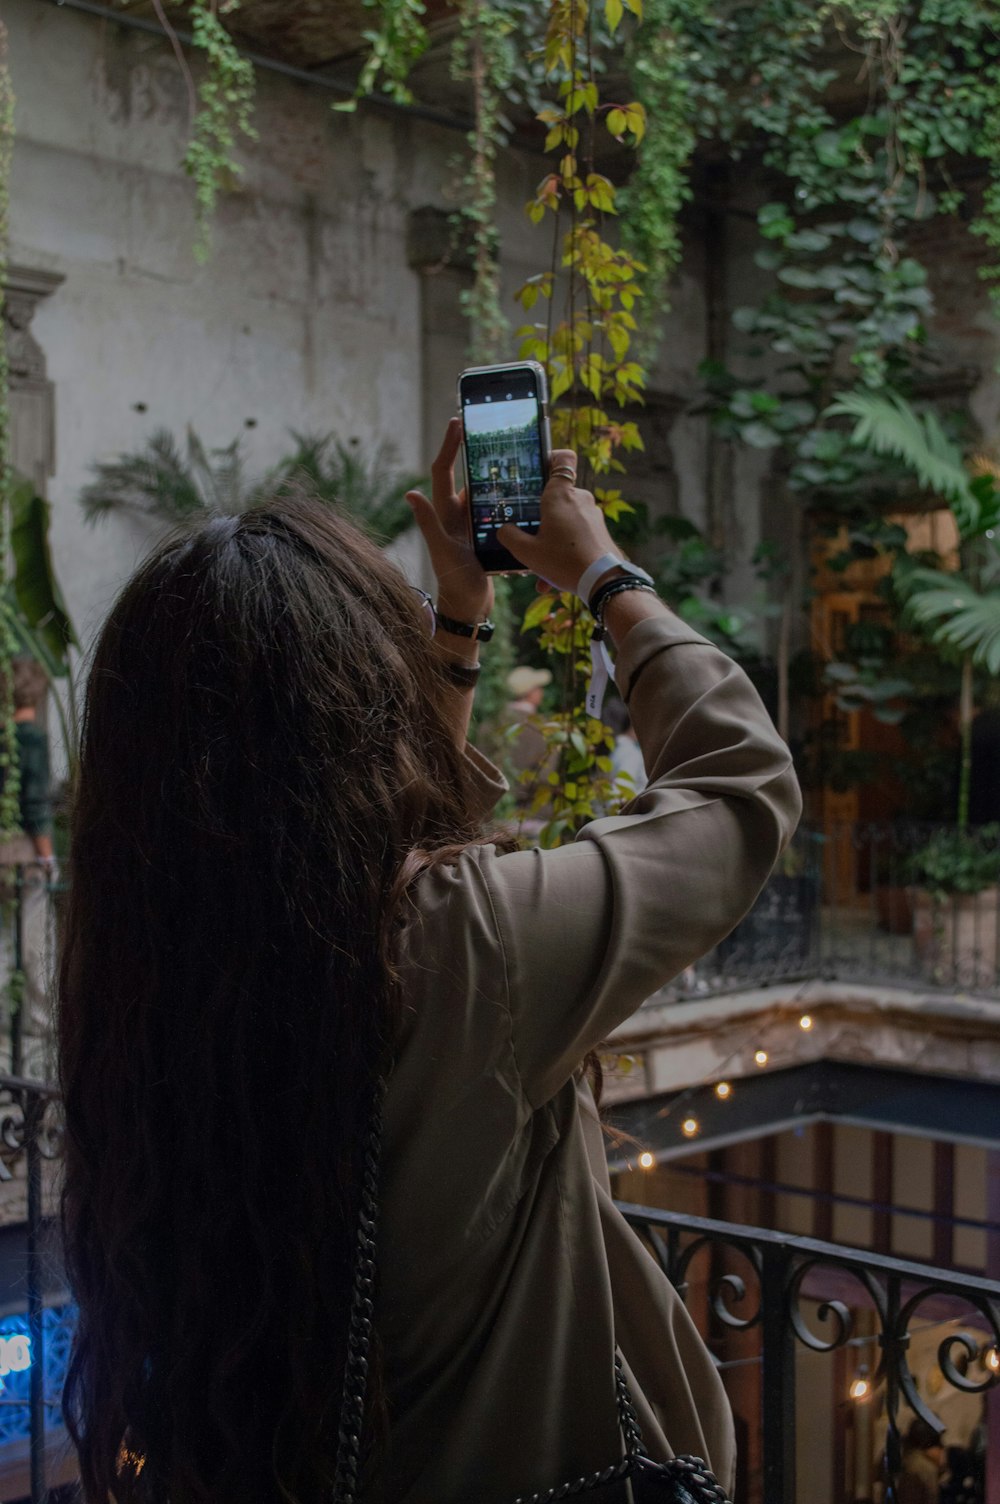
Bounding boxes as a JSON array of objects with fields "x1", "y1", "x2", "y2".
[{"x1": 59, "y1": 421, "x2": 800, "y2": 1504}]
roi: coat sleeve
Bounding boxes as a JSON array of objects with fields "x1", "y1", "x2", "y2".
[{"x1": 478, "y1": 615, "x2": 802, "y2": 1107}]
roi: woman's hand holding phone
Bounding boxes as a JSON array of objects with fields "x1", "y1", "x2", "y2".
[
  {"x1": 496, "y1": 449, "x2": 619, "y2": 594},
  {"x1": 405, "y1": 418, "x2": 494, "y2": 627}
]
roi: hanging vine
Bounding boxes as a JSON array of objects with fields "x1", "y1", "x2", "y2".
[
  {"x1": 353, "y1": 0, "x2": 430, "y2": 105},
  {"x1": 513, "y1": 0, "x2": 648, "y2": 843},
  {"x1": 450, "y1": 1, "x2": 517, "y2": 363},
  {"x1": 181, "y1": 0, "x2": 257, "y2": 263},
  {"x1": 0, "y1": 21, "x2": 21, "y2": 841},
  {"x1": 618, "y1": 0, "x2": 707, "y2": 340}
]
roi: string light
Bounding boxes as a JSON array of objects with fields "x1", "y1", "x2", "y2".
[
  {"x1": 638, "y1": 1151, "x2": 655, "y2": 1170},
  {"x1": 986, "y1": 1347, "x2": 1000, "y2": 1374},
  {"x1": 714, "y1": 1081, "x2": 732, "y2": 1100},
  {"x1": 681, "y1": 1117, "x2": 700, "y2": 1138},
  {"x1": 754, "y1": 1049, "x2": 768, "y2": 1066},
  {"x1": 849, "y1": 1365, "x2": 871, "y2": 1402},
  {"x1": 799, "y1": 1014, "x2": 814, "y2": 1031}
]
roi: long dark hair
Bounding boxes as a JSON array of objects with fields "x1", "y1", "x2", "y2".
[{"x1": 59, "y1": 495, "x2": 485, "y2": 1504}]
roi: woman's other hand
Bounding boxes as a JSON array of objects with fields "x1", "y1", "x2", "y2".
[
  {"x1": 406, "y1": 418, "x2": 494, "y2": 624},
  {"x1": 496, "y1": 450, "x2": 618, "y2": 595}
]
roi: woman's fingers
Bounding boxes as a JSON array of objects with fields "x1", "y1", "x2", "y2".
[
  {"x1": 405, "y1": 488, "x2": 449, "y2": 567},
  {"x1": 548, "y1": 448, "x2": 578, "y2": 480},
  {"x1": 430, "y1": 417, "x2": 464, "y2": 506}
]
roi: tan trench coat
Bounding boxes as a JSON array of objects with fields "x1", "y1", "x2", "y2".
[{"x1": 376, "y1": 616, "x2": 802, "y2": 1503}]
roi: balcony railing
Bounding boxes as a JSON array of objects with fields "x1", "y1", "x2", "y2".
[
  {"x1": 654, "y1": 821, "x2": 1000, "y2": 1003},
  {"x1": 0, "y1": 1073, "x2": 992, "y2": 1503},
  {"x1": 619, "y1": 1202, "x2": 1000, "y2": 1504}
]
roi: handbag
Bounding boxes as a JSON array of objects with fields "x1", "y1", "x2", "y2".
[{"x1": 331, "y1": 1088, "x2": 732, "y2": 1504}]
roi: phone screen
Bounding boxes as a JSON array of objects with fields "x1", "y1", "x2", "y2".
[{"x1": 460, "y1": 364, "x2": 548, "y2": 573}]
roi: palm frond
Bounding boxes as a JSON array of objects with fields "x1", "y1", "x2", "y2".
[
  {"x1": 279, "y1": 434, "x2": 422, "y2": 543},
  {"x1": 80, "y1": 429, "x2": 208, "y2": 524},
  {"x1": 901, "y1": 568, "x2": 1000, "y2": 674},
  {"x1": 826, "y1": 391, "x2": 993, "y2": 539}
]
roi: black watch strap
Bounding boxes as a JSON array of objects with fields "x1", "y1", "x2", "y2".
[{"x1": 433, "y1": 608, "x2": 495, "y2": 642}]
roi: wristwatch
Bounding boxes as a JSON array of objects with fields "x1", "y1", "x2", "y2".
[{"x1": 433, "y1": 608, "x2": 496, "y2": 642}]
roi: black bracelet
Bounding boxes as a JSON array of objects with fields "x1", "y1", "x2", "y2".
[
  {"x1": 590, "y1": 577, "x2": 658, "y2": 636},
  {"x1": 434, "y1": 608, "x2": 495, "y2": 643},
  {"x1": 440, "y1": 659, "x2": 482, "y2": 689}
]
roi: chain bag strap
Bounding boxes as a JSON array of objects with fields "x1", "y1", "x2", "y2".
[{"x1": 331, "y1": 1087, "x2": 731, "y2": 1504}]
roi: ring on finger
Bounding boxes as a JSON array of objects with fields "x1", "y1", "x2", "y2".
[{"x1": 550, "y1": 465, "x2": 577, "y2": 482}]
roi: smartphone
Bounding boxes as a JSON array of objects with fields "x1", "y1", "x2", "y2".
[{"x1": 458, "y1": 361, "x2": 551, "y2": 574}]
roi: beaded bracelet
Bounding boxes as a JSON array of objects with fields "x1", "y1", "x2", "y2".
[{"x1": 589, "y1": 577, "x2": 658, "y2": 638}]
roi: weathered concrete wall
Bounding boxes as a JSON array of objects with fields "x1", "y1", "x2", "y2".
[{"x1": 6, "y1": 0, "x2": 546, "y2": 650}]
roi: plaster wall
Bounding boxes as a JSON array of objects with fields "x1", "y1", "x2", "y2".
[{"x1": 5, "y1": 0, "x2": 547, "y2": 652}]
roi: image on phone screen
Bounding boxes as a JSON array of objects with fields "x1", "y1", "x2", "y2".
[{"x1": 461, "y1": 366, "x2": 546, "y2": 572}]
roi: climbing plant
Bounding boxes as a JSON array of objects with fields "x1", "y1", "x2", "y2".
[
  {"x1": 449, "y1": 1, "x2": 517, "y2": 363},
  {"x1": 509, "y1": 0, "x2": 649, "y2": 842},
  {"x1": 0, "y1": 21, "x2": 21, "y2": 840},
  {"x1": 182, "y1": 0, "x2": 257, "y2": 262}
]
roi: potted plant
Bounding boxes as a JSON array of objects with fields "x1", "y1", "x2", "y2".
[{"x1": 906, "y1": 824, "x2": 1000, "y2": 987}]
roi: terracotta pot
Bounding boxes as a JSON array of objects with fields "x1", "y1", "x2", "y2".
[{"x1": 912, "y1": 885, "x2": 999, "y2": 990}]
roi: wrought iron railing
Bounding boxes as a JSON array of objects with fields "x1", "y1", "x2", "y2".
[
  {"x1": 657, "y1": 821, "x2": 1000, "y2": 1002},
  {"x1": 0, "y1": 1074, "x2": 993, "y2": 1503},
  {"x1": 0, "y1": 863, "x2": 65, "y2": 1078},
  {"x1": 0, "y1": 1074, "x2": 64, "y2": 1504},
  {"x1": 619, "y1": 1201, "x2": 1000, "y2": 1504}
]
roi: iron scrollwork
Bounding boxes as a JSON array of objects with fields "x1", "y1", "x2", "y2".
[{"x1": 619, "y1": 1204, "x2": 1000, "y2": 1504}]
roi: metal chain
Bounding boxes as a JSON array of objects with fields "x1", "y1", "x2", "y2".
[{"x1": 332, "y1": 1080, "x2": 385, "y2": 1504}]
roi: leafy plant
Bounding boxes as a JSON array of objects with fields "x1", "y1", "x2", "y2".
[
  {"x1": 833, "y1": 386, "x2": 1000, "y2": 827},
  {"x1": 5, "y1": 475, "x2": 79, "y2": 771},
  {"x1": 907, "y1": 824, "x2": 1000, "y2": 898},
  {"x1": 278, "y1": 434, "x2": 424, "y2": 544},
  {"x1": 183, "y1": 1, "x2": 257, "y2": 262},
  {"x1": 0, "y1": 21, "x2": 19, "y2": 838},
  {"x1": 80, "y1": 427, "x2": 425, "y2": 544},
  {"x1": 81, "y1": 428, "x2": 252, "y2": 525}
]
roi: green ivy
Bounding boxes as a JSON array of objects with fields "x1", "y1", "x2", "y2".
[
  {"x1": 352, "y1": 0, "x2": 430, "y2": 106},
  {"x1": 0, "y1": 22, "x2": 21, "y2": 840},
  {"x1": 450, "y1": 2, "x2": 517, "y2": 363},
  {"x1": 619, "y1": 0, "x2": 706, "y2": 337},
  {"x1": 182, "y1": 0, "x2": 257, "y2": 263}
]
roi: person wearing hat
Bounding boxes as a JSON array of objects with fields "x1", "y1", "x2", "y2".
[{"x1": 505, "y1": 664, "x2": 554, "y2": 817}]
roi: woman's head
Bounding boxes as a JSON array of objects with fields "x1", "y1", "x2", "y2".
[{"x1": 59, "y1": 493, "x2": 479, "y2": 1504}]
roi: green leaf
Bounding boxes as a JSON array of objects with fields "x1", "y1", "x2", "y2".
[
  {"x1": 10, "y1": 475, "x2": 78, "y2": 670},
  {"x1": 605, "y1": 0, "x2": 624, "y2": 30},
  {"x1": 522, "y1": 593, "x2": 556, "y2": 631},
  {"x1": 740, "y1": 421, "x2": 782, "y2": 449},
  {"x1": 826, "y1": 391, "x2": 989, "y2": 538},
  {"x1": 606, "y1": 106, "x2": 627, "y2": 137},
  {"x1": 758, "y1": 202, "x2": 794, "y2": 239}
]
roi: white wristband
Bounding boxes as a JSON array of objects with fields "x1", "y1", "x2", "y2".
[
  {"x1": 576, "y1": 553, "x2": 653, "y2": 607},
  {"x1": 577, "y1": 553, "x2": 626, "y2": 605}
]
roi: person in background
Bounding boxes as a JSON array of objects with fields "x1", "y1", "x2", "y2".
[
  {"x1": 504, "y1": 664, "x2": 553, "y2": 829},
  {"x1": 604, "y1": 695, "x2": 646, "y2": 794},
  {"x1": 898, "y1": 1418, "x2": 946, "y2": 1504}
]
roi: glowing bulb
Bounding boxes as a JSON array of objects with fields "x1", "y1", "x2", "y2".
[
  {"x1": 714, "y1": 1081, "x2": 732, "y2": 1100},
  {"x1": 799, "y1": 1014, "x2": 814, "y2": 1031},
  {"x1": 754, "y1": 1049, "x2": 769, "y2": 1066},
  {"x1": 986, "y1": 1347, "x2": 1000, "y2": 1373},
  {"x1": 681, "y1": 1117, "x2": 700, "y2": 1138},
  {"x1": 849, "y1": 1367, "x2": 871, "y2": 1402},
  {"x1": 638, "y1": 1151, "x2": 655, "y2": 1170}
]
